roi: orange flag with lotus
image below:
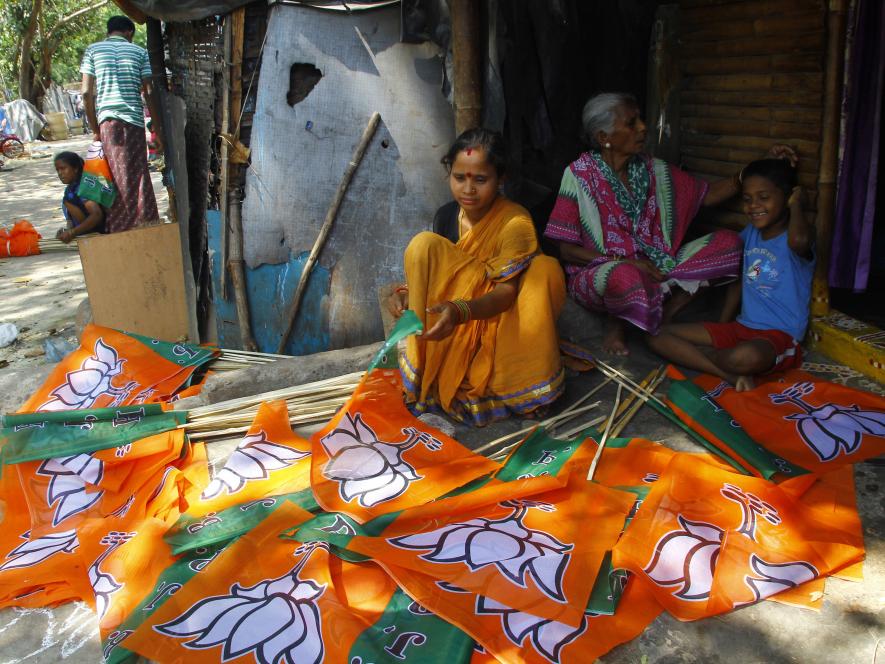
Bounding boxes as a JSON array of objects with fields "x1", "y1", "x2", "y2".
[
  {"x1": 342, "y1": 470, "x2": 635, "y2": 627},
  {"x1": 693, "y1": 370, "x2": 885, "y2": 475},
  {"x1": 612, "y1": 454, "x2": 864, "y2": 621},
  {"x1": 188, "y1": 400, "x2": 312, "y2": 517},
  {"x1": 385, "y1": 561, "x2": 662, "y2": 664},
  {"x1": 19, "y1": 325, "x2": 210, "y2": 412},
  {"x1": 310, "y1": 370, "x2": 500, "y2": 523},
  {"x1": 123, "y1": 502, "x2": 396, "y2": 664}
]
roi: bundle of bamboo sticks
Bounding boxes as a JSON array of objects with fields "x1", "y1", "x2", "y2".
[
  {"x1": 209, "y1": 348, "x2": 291, "y2": 372},
  {"x1": 182, "y1": 371, "x2": 363, "y2": 442}
]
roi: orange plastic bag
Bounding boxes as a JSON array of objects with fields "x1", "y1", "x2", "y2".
[{"x1": 0, "y1": 220, "x2": 41, "y2": 257}]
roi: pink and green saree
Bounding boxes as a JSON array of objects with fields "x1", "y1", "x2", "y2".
[{"x1": 544, "y1": 151, "x2": 741, "y2": 333}]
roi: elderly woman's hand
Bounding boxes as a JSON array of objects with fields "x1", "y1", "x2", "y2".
[
  {"x1": 766, "y1": 144, "x2": 799, "y2": 167},
  {"x1": 627, "y1": 258, "x2": 665, "y2": 282}
]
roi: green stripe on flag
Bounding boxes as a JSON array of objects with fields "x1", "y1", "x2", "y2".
[
  {"x1": 122, "y1": 330, "x2": 217, "y2": 368},
  {"x1": 666, "y1": 377, "x2": 808, "y2": 479},
  {"x1": 165, "y1": 489, "x2": 321, "y2": 555},
  {"x1": 103, "y1": 540, "x2": 231, "y2": 664},
  {"x1": 0, "y1": 406, "x2": 185, "y2": 465},
  {"x1": 348, "y1": 589, "x2": 474, "y2": 663}
]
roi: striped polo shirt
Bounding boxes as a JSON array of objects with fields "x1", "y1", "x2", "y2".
[{"x1": 81, "y1": 36, "x2": 151, "y2": 127}]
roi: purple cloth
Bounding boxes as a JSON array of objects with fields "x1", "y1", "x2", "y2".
[{"x1": 830, "y1": 0, "x2": 885, "y2": 291}]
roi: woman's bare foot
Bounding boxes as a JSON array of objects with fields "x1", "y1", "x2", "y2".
[
  {"x1": 734, "y1": 375, "x2": 755, "y2": 392},
  {"x1": 602, "y1": 317, "x2": 629, "y2": 356}
]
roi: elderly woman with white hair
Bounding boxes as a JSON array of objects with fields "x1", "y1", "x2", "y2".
[{"x1": 544, "y1": 92, "x2": 795, "y2": 355}]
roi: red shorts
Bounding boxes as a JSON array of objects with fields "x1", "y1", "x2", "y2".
[{"x1": 702, "y1": 321, "x2": 802, "y2": 373}]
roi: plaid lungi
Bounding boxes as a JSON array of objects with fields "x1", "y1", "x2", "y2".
[{"x1": 99, "y1": 118, "x2": 159, "y2": 233}]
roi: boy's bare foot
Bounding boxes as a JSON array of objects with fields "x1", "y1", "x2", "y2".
[
  {"x1": 603, "y1": 317, "x2": 629, "y2": 356},
  {"x1": 734, "y1": 375, "x2": 755, "y2": 392}
]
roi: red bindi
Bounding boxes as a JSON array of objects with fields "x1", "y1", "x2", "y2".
[
  {"x1": 466, "y1": 148, "x2": 473, "y2": 155},
  {"x1": 466, "y1": 172, "x2": 473, "y2": 177}
]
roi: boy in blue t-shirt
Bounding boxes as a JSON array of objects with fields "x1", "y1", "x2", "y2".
[{"x1": 647, "y1": 158, "x2": 814, "y2": 391}]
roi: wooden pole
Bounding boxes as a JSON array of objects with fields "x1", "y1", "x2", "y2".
[
  {"x1": 277, "y1": 112, "x2": 382, "y2": 354},
  {"x1": 230, "y1": 8, "x2": 246, "y2": 137},
  {"x1": 228, "y1": 188, "x2": 257, "y2": 351},
  {"x1": 219, "y1": 18, "x2": 232, "y2": 299},
  {"x1": 225, "y1": 7, "x2": 256, "y2": 351},
  {"x1": 451, "y1": 0, "x2": 482, "y2": 134},
  {"x1": 811, "y1": 0, "x2": 847, "y2": 317}
]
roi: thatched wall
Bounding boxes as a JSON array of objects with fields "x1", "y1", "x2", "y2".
[{"x1": 676, "y1": 0, "x2": 827, "y2": 231}]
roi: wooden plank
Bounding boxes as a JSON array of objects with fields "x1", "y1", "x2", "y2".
[
  {"x1": 809, "y1": 313, "x2": 885, "y2": 384},
  {"x1": 682, "y1": 0, "x2": 822, "y2": 26},
  {"x1": 679, "y1": 31, "x2": 824, "y2": 58},
  {"x1": 680, "y1": 142, "x2": 821, "y2": 173},
  {"x1": 681, "y1": 116, "x2": 820, "y2": 141},
  {"x1": 680, "y1": 132, "x2": 821, "y2": 156},
  {"x1": 682, "y1": 157, "x2": 818, "y2": 187},
  {"x1": 682, "y1": 88, "x2": 822, "y2": 108},
  {"x1": 681, "y1": 103, "x2": 820, "y2": 126},
  {"x1": 79, "y1": 224, "x2": 193, "y2": 342},
  {"x1": 681, "y1": 53, "x2": 822, "y2": 75},
  {"x1": 685, "y1": 72, "x2": 822, "y2": 92}
]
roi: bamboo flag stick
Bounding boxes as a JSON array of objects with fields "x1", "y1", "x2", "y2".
[
  {"x1": 548, "y1": 415, "x2": 608, "y2": 443},
  {"x1": 610, "y1": 367, "x2": 667, "y2": 438},
  {"x1": 488, "y1": 415, "x2": 608, "y2": 461},
  {"x1": 277, "y1": 112, "x2": 382, "y2": 353},
  {"x1": 594, "y1": 359, "x2": 668, "y2": 409},
  {"x1": 586, "y1": 384, "x2": 623, "y2": 481},
  {"x1": 474, "y1": 376, "x2": 612, "y2": 456}
]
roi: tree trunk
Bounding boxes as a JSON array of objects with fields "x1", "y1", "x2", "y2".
[{"x1": 18, "y1": 0, "x2": 43, "y2": 104}]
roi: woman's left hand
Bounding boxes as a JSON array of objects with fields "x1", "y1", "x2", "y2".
[
  {"x1": 422, "y1": 302, "x2": 459, "y2": 341},
  {"x1": 57, "y1": 229, "x2": 74, "y2": 244},
  {"x1": 766, "y1": 144, "x2": 799, "y2": 167}
]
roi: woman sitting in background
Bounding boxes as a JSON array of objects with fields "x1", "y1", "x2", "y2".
[
  {"x1": 388, "y1": 128, "x2": 566, "y2": 426},
  {"x1": 545, "y1": 92, "x2": 796, "y2": 355},
  {"x1": 54, "y1": 151, "x2": 106, "y2": 243}
]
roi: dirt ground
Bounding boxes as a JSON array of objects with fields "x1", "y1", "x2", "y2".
[{"x1": 0, "y1": 135, "x2": 168, "y2": 413}]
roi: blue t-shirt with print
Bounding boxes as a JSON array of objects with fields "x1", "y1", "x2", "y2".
[{"x1": 737, "y1": 224, "x2": 814, "y2": 341}]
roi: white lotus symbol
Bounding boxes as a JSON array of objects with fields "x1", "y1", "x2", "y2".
[
  {"x1": 476, "y1": 596, "x2": 586, "y2": 663},
  {"x1": 0, "y1": 530, "x2": 78, "y2": 571},
  {"x1": 770, "y1": 382, "x2": 885, "y2": 461},
  {"x1": 745, "y1": 554, "x2": 818, "y2": 602},
  {"x1": 155, "y1": 560, "x2": 326, "y2": 663},
  {"x1": 320, "y1": 412, "x2": 423, "y2": 508},
  {"x1": 89, "y1": 531, "x2": 133, "y2": 620},
  {"x1": 39, "y1": 339, "x2": 133, "y2": 411},
  {"x1": 644, "y1": 515, "x2": 724, "y2": 601},
  {"x1": 36, "y1": 454, "x2": 105, "y2": 526},
  {"x1": 201, "y1": 430, "x2": 310, "y2": 500},
  {"x1": 391, "y1": 503, "x2": 573, "y2": 601}
]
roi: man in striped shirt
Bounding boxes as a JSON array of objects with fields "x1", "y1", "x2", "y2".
[{"x1": 81, "y1": 15, "x2": 162, "y2": 233}]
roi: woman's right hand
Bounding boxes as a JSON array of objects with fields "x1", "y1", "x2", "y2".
[
  {"x1": 627, "y1": 258, "x2": 665, "y2": 281},
  {"x1": 386, "y1": 288, "x2": 409, "y2": 319}
]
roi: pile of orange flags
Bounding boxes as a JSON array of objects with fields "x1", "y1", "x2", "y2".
[
  {"x1": 0, "y1": 220, "x2": 40, "y2": 257},
  {"x1": 0, "y1": 312, "x2": 878, "y2": 664},
  {"x1": 19, "y1": 324, "x2": 218, "y2": 412}
]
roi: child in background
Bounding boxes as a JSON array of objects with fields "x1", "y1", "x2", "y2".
[
  {"x1": 54, "y1": 151, "x2": 106, "y2": 243},
  {"x1": 647, "y1": 158, "x2": 814, "y2": 391}
]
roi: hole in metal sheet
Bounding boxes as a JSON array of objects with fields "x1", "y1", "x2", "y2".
[
  {"x1": 381, "y1": 139, "x2": 390, "y2": 148},
  {"x1": 287, "y1": 63, "x2": 323, "y2": 106}
]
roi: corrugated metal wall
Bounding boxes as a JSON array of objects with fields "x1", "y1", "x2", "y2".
[{"x1": 676, "y1": 0, "x2": 827, "y2": 231}]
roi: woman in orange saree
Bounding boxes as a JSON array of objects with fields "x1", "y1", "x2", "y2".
[{"x1": 389, "y1": 129, "x2": 566, "y2": 426}]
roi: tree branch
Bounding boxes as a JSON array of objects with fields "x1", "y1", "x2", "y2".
[{"x1": 45, "y1": 0, "x2": 109, "y2": 43}]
